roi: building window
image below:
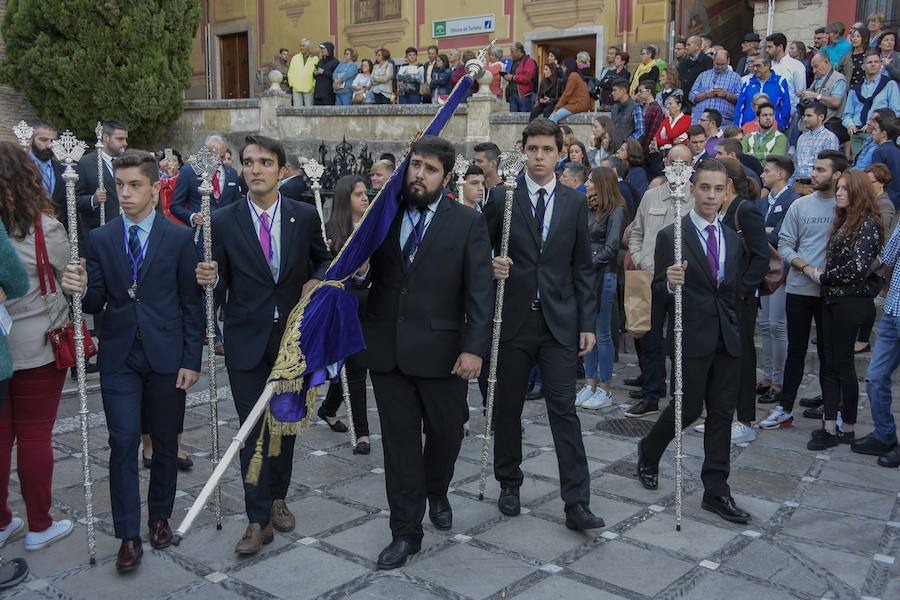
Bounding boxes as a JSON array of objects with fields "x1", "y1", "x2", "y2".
[{"x1": 355, "y1": 0, "x2": 401, "y2": 24}]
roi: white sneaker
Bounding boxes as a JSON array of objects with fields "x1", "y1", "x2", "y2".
[
  {"x1": 0, "y1": 517, "x2": 24, "y2": 549},
  {"x1": 582, "y1": 388, "x2": 612, "y2": 410},
  {"x1": 758, "y1": 406, "x2": 794, "y2": 430},
  {"x1": 731, "y1": 422, "x2": 757, "y2": 444},
  {"x1": 24, "y1": 519, "x2": 73, "y2": 551},
  {"x1": 575, "y1": 385, "x2": 594, "y2": 407},
  {"x1": 694, "y1": 421, "x2": 706, "y2": 433}
]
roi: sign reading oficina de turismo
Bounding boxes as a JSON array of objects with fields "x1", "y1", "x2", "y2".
[{"x1": 432, "y1": 15, "x2": 495, "y2": 39}]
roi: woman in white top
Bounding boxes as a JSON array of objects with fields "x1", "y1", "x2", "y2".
[
  {"x1": 351, "y1": 59, "x2": 374, "y2": 104},
  {"x1": 371, "y1": 48, "x2": 395, "y2": 105}
]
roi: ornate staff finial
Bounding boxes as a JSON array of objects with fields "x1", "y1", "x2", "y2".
[
  {"x1": 663, "y1": 159, "x2": 693, "y2": 197},
  {"x1": 13, "y1": 120, "x2": 33, "y2": 147},
  {"x1": 499, "y1": 150, "x2": 528, "y2": 183},
  {"x1": 454, "y1": 154, "x2": 470, "y2": 200},
  {"x1": 51, "y1": 130, "x2": 89, "y2": 165},
  {"x1": 302, "y1": 158, "x2": 326, "y2": 188},
  {"x1": 467, "y1": 39, "x2": 496, "y2": 80},
  {"x1": 94, "y1": 121, "x2": 103, "y2": 144},
  {"x1": 188, "y1": 144, "x2": 221, "y2": 181}
]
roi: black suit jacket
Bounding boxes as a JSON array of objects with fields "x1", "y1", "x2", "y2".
[
  {"x1": 678, "y1": 54, "x2": 713, "y2": 111},
  {"x1": 364, "y1": 196, "x2": 492, "y2": 378},
  {"x1": 45, "y1": 159, "x2": 67, "y2": 228},
  {"x1": 170, "y1": 164, "x2": 242, "y2": 226},
  {"x1": 722, "y1": 197, "x2": 770, "y2": 299},
  {"x1": 278, "y1": 175, "x2": 309, "y2": 204},
  {"x1": 756, "y1": 188, "x2": 799, "y2": 246},
  {"x1": 75, "y1": 151, "x2": 120, "y2": 256},
  {"x1": 81, "y1": 215, "x2": 204, "y2": 375},
  {"x1": 211, "y1": 198, "x2": 331, "y2": 371},
  {"x1": 653, "y1": 215, "x2": 741, "y2": 358},
  {"x1": 484, "y1": 183, "x2": 597, "y2": 347}
]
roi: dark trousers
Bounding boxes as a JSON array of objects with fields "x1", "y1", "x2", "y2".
[
  {"x1": 736, "y1": 296, "x2": 759, "y2": 423},
  {"x1": 101, "y1": 339, "x2": 185, "y2": 539},
  {"x1": 781, "y1": 293, "x2": 825, "y2": 411},
  {"x1": 639, "y1": 293, "x2": 669, "y2": 401},
  {"x1": 821, "y1": 299, "x2": 867, "y2": 424},
  {"x1": 494, "y1": 310, "x2": 590, "y2": 509},
  {"x1": 227, "y1": 320, "x2": 296, "y2": 525},
  {"x1": 371, "y1": 369, "x2": 467, "y2": 542},
  {"x1": 320, "y1": 351, "x2": 370, "y2": 437},
  {"x1": 640, "y1": 338, "x2": 739, "y2": 497},
  {"x1": 857, "y1": 298, "x2": 876, "y2": 343}
]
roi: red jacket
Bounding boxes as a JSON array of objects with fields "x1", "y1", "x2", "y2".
[{"x1": 509, "y1": 55, "x2": 537, "y2": 97}]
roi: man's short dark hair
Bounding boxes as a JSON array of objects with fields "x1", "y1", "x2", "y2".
[
  {"x1": 605, "y1": 155, "x2": 628, "y2": 176},
  {"x1": 694, "y1": 158, "x2": 728, "y2": 178},
  {"x1": 875, "y1": 114, "x2": 900, "y2": 141},
  {"x1": 279, "y1": 47, "x2": 289, "y2": 54},
  {"x1": 719, "y1": 138, "x2": 743, "y2": 157},
  {"x1": 817, "y1": 149, "x2": 848, "y2": 173},
  {"x1": 637, "y1": 80, "x2": 656, "y2": 94},
  {"x1": 405, "y1": 47, "x2": 417, "y2": 55},
  {"x1": 240, "y1": 135, "x2": 287, "y2": 168},
  {"x1": 28, "y1": 118, "x2": 57, "y2": 133},
  {"x1": 756, "y1": 101, "x2": 775, "y2": 115},
  {"x1": 410, "y1": 135, "x2": 456, "y2": 177},
  {"x1": 803, "y1": 100, "x2": 828, "y2": 119},
  {"x1": 814, "y1": 27, "x2": 826, "y2": 35},
  {"x1": 102, "y1": 120, "x2": 128, "y2": 136},
  {"x1": 464, "y1": 165, "x2": 484, "y2": 178},
  {"x1": 865, "y1": 49, "x2": 883, "y2": 60},
  {"x1": 427, "y1": 44, "x2": 438, "y2": 52},
  {"x1": 765, "y1": 33, "x2": 788, "y2": 50},
  {"x1": 473, "y1": 142, "x2": 501, "y2": 164},
  {"x1": 723, "y1": 125, "x2": 743, "y2": 139},
  {"x1": 113, "y1": 150, "x2": 159, "y2": 183},
  {"x1": 513, "y1": 42, "x2": 525, "y2": 53},
  {"x1": 764, "y1": 154, "x2": 795, "y2": 178},
  {"x1": 563, "y1": 162, "x2": 589, "y2": 184},
  {"x1": 702, "y1": 108, "x2": 722, "y2": 128},
  {"x1": 687, "y1": 124, "x2": 706, "y2": 137},
  {"x1": 521, "y1": 118, "x2": 564, "y2": 152},
  {"x1": 827, "y1": 21, "x2": 846, "y2": 36},
  {"x1": 611, "y1": 78, "x2": 630, "y2": 92},
  {"x1": 676, "y1": 38, "x2": 687, "y2": 46}
]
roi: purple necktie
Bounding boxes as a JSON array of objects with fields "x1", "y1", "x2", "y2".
[
  {"x1": 259, "y1": 212, "x2": 272, "y2": 263},
  {"x1": 706, "y1": 224, "x2": 719, "y2": 284}
]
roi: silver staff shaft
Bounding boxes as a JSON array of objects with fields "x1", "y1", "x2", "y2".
[
  {"x1": 63, "y1": 151, "x2": 97, "y2": 564},
  {"x1": 95, "y1": 122, "x2": 105, "y2": 227},
  {"x1": 477, "y1": 170, "x2": 518, "y2": 501},
  {"x1": 174, "y1": 384, "x2": 274, "y2": 543},
  {"x1": 199, "y1": 176, "x2": 223, "y2": 530}
]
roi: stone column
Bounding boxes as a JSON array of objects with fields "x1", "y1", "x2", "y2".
[
  {"x1": 259, "y1": 70, "x2": 290, "y2": 139},
  {"x1": 465, "y1": 95, "x2": 501, "y2": 144}
]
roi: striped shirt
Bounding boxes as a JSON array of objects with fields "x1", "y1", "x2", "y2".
[
  {"x1": 881, "y1": 219, "x2": 900, "y2": 316},
  {"x1": 794, "y1": 126, "x2": 839, "y2": 180},
  {"x1": 688, "y1": 67, "x2": 742, "y2": 124}
]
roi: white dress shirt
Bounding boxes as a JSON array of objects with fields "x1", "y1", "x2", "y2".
[
  {"x1": 247, "y1": 197, "x2": 282, "y2": 318},
  {"x1": 523, "y1": 171, "x2": 556, "y2": 242}
]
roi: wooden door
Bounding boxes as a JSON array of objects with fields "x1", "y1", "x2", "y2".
[{"x1": 220, "y1": 32, "x2": 250, "y2": 99}]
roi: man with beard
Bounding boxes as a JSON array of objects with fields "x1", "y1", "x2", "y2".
[
  {"x1": 195, "y1": 135, "x2": 331, "y2": 555},
  {"x1": 488, "y1": 118, "x2": 603, "y2": 531},
  {"x1": 362, "y1": 135, "x2": 492, "y2": 569},
  {"x1": 26, "y1": 119, "x2": 65, "y2": 225}
]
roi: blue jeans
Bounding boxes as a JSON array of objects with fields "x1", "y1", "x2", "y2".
[
  {"x1": 549, "y1": 107, "x2": 573, "y2": 123},
  {"x1": 584, "y1": 272, "x2": 617, "y2": 384},
  {"x1": 335, "y1": 93, "x2": 352, "y2": 106},
  {"x1": 866, "y1": 312, "x2": 900, "y2": 444},
  {"x1": 509, "y1": 93, "x2": 535, "y2": 113},
  {"x1": 399, "y1": 93, "x2": 421, "y2": 104}
]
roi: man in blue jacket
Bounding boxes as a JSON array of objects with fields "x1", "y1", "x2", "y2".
[
  {"x1": 734, "y1": 53, "x2": 791, "y2": 130},
  {"x1": 61, "y1": 151, "x2": 204, "y2": 573}
]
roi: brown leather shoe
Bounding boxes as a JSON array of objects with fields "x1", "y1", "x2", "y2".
[
  {"x1": 116, "y1": 539, "x2": 143, "y2": 573},
  {"x1": 234, "y1": 522, "x2": 274, "y2": 555},
  {"x1": 271, "y1": 499, "x2": 295, "y2": 532},
  {"x1": 149, "y1": 519, "x2": 173, "y2": 549}
]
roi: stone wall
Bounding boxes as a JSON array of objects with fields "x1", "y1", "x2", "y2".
[
  {"x1": 753, "y1": 0, "x2": 829, "y2": 46},
  {"x1": 0, "y1": 0, "x2": 37, "y2": 142},
  {"x1": 158, "y1": 93, "x2": 601, "y2": 159}
]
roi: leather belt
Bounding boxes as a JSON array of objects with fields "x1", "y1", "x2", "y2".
[{"x1": 530, "y1": 299, "x2": 542, "y2": 311}]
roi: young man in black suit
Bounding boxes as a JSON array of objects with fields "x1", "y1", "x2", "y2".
[
  {"x1": 195, "y1": 135, "x2": 331, "y2": 555},
  {"x1": 363, "y1": 136, "x2": 492, "y2": 569},
  {"x1": 636, "y1": 159, "x2": 752, "y2": 524},
  {"x1": 61, "y1": 151, "x2": 204, "y2": 572},
  {"x1": 488, "y1": 118, "x2": 603, "y2": 531}
]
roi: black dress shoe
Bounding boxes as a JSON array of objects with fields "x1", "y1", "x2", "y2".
[
  {"x1": 498, "y1": 486, "x2": 520, "y2": 516},
  {"x1": 701, "y1": 495, "x2": 751, "y2": 524},
  {"x1": 565, "y1": 504, "x2": 605, "y2": 530},
  {"x1": 877, "y1": 446, "x2": 900, "y2": 468},
  {"x1": 376, "y1": 538, "x2": 420, "y2": 570},
  {"x1": 428, "y1": 496, "x2": 452, "y2": 530},
  {"x1": 799, "y1": 395, "x2": 823, "y2": 408},
  {"x1": 807, "y1": 428, "x2": 839, "y2": 450},
  {"x1": 116, "y1": 538, "x2": 143, "y2": 573},
  {"x1": 353, "y1": 441, "x2": 371, "y2": 455},
  {"x1": 758, "y1": 389, "x2": 779, "y2": 404},
  {"x1": 525, "y1": 385, "x2": 543, "y2": 400},
  {"x1": 623, "y1": 399, "x2": 658, "y2": 418},
  {"x1": 176, "y1": 455, "x2": 194, "y2": 471},
  {"x1": 624, "y1": 376, "x2": 643, "y2": 388},
  {"x1": 142, "y1": 454, "x2": 152, "y2": 469},
  {"x1": 755, "y1": 383, "x2": 771, "y2": 395},
  {"x1": 317, "y1": 407, "x2": 348, "y2": 433},
  {"x1": 802, "y1": 405, "x2": 824, "y2": 420},
  {"x1": 851, "y1": 433, "x2": 898, "y2": 457},
  {"x1": 629, "y1": 389, "x2": 645, "y2": 400},
  {"x1": 636, "y1": 443, "x2": 658, "y2": 490}
]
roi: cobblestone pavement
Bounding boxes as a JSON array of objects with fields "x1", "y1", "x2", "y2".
[{"x1": 1, "y1": 348, "x2": 899, "y2": 600}]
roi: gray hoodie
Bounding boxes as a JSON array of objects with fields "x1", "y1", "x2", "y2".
[{"x1": 777, "y1": 192, "x2": 836, "y2": 297}]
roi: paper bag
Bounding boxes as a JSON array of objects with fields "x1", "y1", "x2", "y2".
[{"x1": 624, "y1": 270, "x2": 652, "y2": 338}]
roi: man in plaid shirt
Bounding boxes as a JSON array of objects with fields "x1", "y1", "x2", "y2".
[
  {"x1": 688, "y1": 49, "x2": 742, "y2": 125},
  {"x1": 636, "y1": 81, "x2": 665, "y2": 157},
  {"x1": 792, "y1": 102, "x2": 839, "y2": 195},
  {"x1": 854, "y1": 218, "x2": 900, "y2": 466}
]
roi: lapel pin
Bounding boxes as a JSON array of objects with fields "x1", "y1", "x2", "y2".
[{"x1": 290, "y1": 216, "x2": 295, "y2": 223}]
